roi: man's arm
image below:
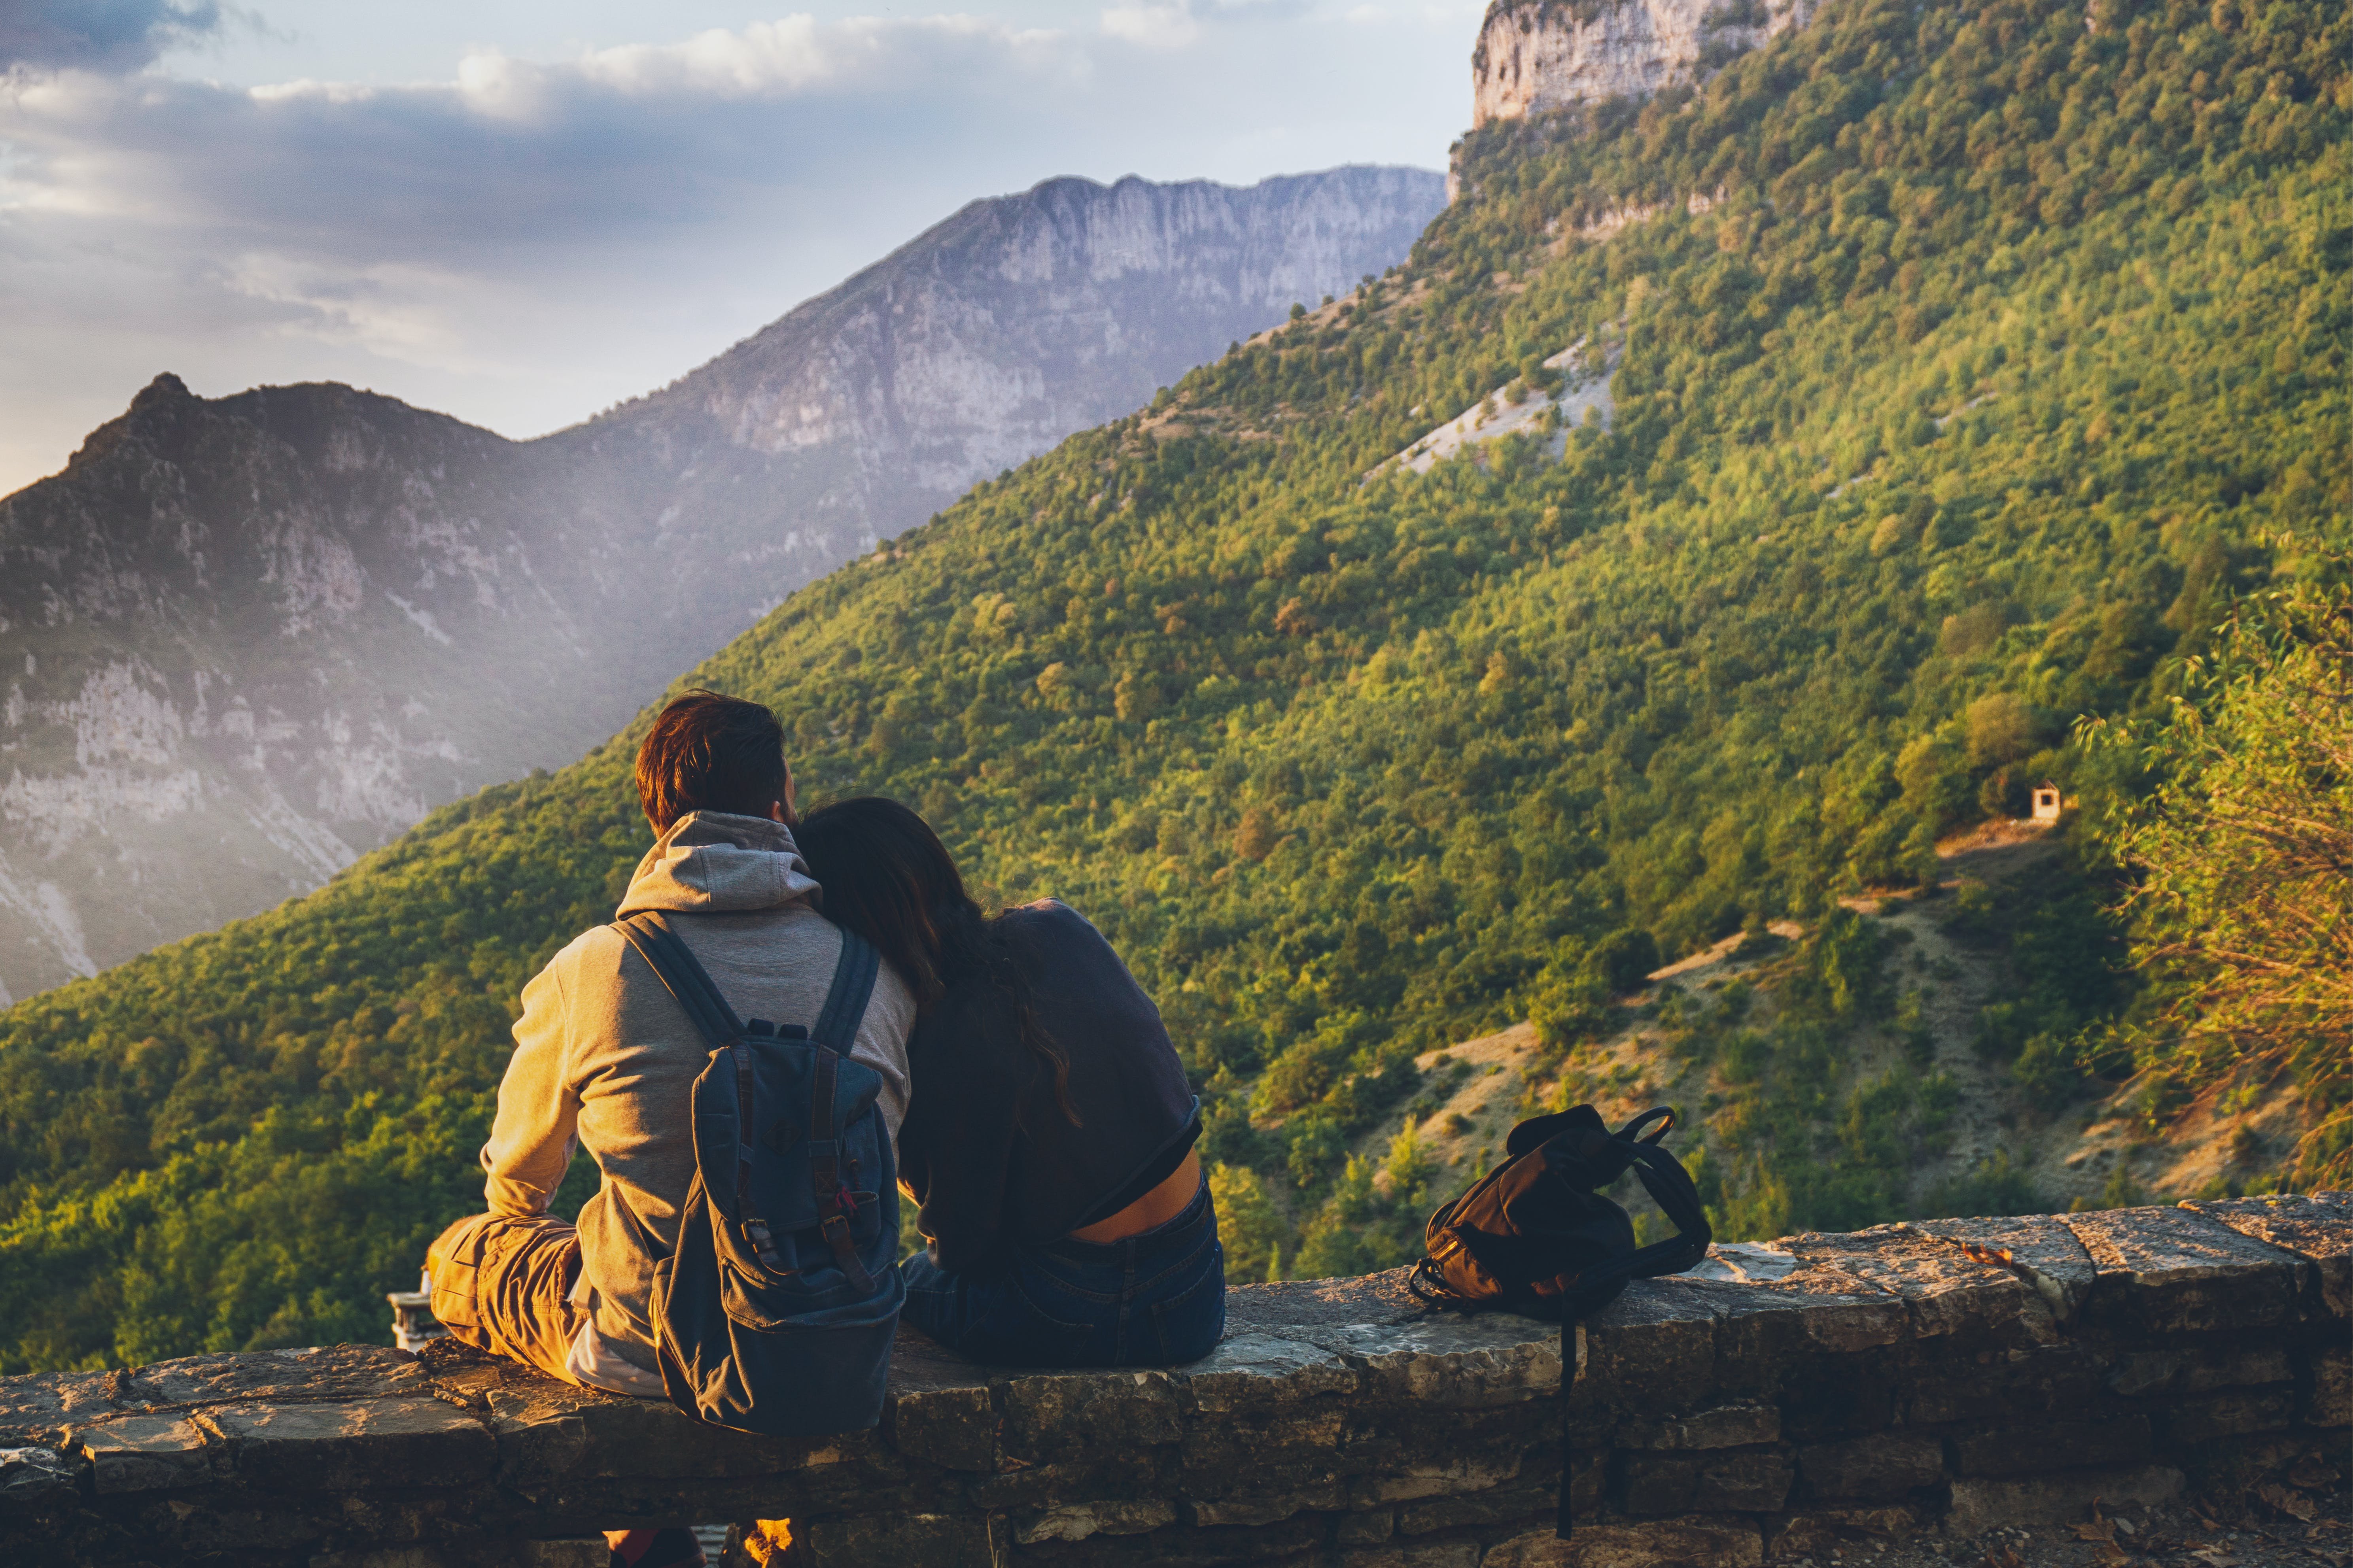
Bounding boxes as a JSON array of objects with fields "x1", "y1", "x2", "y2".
[{"x1": 480, "y1": 956, "x2": 581, "y2": 1218}]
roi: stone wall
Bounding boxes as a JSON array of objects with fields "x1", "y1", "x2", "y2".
[{"x1": 2, "y1": 1196, "x2": 2343, "y2": 1568}]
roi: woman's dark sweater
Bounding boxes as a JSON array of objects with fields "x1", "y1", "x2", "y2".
[{"x1": 896, "y1": 899, "x2": 1198, "y2": 1272}]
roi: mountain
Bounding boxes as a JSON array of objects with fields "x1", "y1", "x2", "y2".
[
  {"x1": 569, "y1": 170, "x2": 1455, "y2": 630},
  {"x1": 0, "y1": 166, "x2": 1446, "y2": 1005},
  {"x1": 1470, "y1": 0, "x2": 1819, "y2": 130},
  {"x1": 0, "y1": 0, "x2": 2341, "y2": 1370}
]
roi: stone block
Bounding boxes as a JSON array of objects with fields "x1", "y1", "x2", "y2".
[
  {"x1": 1484, "y1": 1518, "x2": 1763, "y2": 1568},
  {"x1": 0, "y1": 1371, "x2": 117, "y2": 1448},
  {"x1": 1905, "y1": 1345, "x2": 2103, "y2": 1425},
  {"x1": 794, "y1": 1510, "x2": 993, "y2": 1568},
  {"x1": 150, "y1": 1497, "x2": 342, "y2": 1555},
  {"x1": 489, "y1": 1407, "x2": 591, "y2": 1486},
  {"x1": 1909, "y1": 1215, "x2": 2099, "y2": 1325},
  {"x1": 136, "y1": 1345, "x2": 427, "y2": 1410},
  {"x1": 2165, "y1": 1388, "x2": 2296, "y2": 1441},
  {"x1": 2106, "y1": 1344, "x2": 2294, "y2": 1399},
  {"x1": 1580, "y1": 1282, "x2": 1719, "y2": 1411},
  {"x1": 2064, "y1": 1207, "x2": 2303, "y2": 1333},
  {"x1": 1016, "y1": 1515, "x2": 1324, "y2": 1567},
  {"x1": 2181, "y1": 1344, "x2": 2295, "y2": 1392},
  {"x1": 204, "y1": 1398, "x2": 496, "y2": 1491},
  {"x1": 69, "y1": 1414, "x2": 215, "y2": 1493},
  {"x1": 1789, "y1": 1227, "x2": 2056, "y2": 1346},
  {"x1": 1625, "y1": 1405, "x2": 1780, "y2": 1449},
  {"x1": 1016, "y1": 1498, "x2": 1178, "y2": 1543},
  {"x1": 517, "y1": 1546, "x2": 611, "y2": 1568},
  {"x1": 312, "y1": 1546, "x2": 607, "y2": 1568},
  {"x1": 1185, "y1": 1334, "x2": 1361, "y2": 1415},
  {"x1": 1350, "y1": 1446, "x2": 1525, "y2": 1505},
  {"x1": 0, "y1": 1445, "x2": 78, "y2": 1508},
  {"x1": 1320, "y1": 1319, "x2": 1564, "y2": 1410},
  {"x1": 484, "y1": 1380, "x2": 859, "y2": 1484},
  {"x1": 1620, "y1": 1449, "x2": 1793, "y2": 1514},
  {"x1": 1343, "y1": 1542, "x2": 1481, "y2": 1568},
  {"x1": 1776, "y1": 1355, "x2": 1899, "y2": 1440},
  {"x1": 1187, "y1": 1484, "x2": 1346, "y2": 1527},
  {"x1": 1714, "y1": 1291, "x2": 1904, "y2": 1398},
  {"x1": 968, "y1": 1451, "x2": 1162, "y2": 1510},
  {"x1": 1796, "y1": 1432, "x2": 1941, "y2": 1499},
  {"x1": 2308, "y1": 1345, "x2": 2350, "y2": 1427},
  {"x1": 1944, "y1": 1464, "x2": 2183, "y2": 1536},
  {"x1": 1337, "y1": 1508, "x2": 1398, "y2": 1544},
  {"x1": 1400, "y1": 1480, "x2": 1559, "y2": 1535},
  {"x1": 1767, "y1": 1507, "x2": 1918, "y2": 1560},
  {"x1": 2181, "y1": 1193, "x2": 2352, "y2": 1318},
  {"x1": 1175, "y1": 1407, "x2": 1362, "y2": 1496},
  {"x1": 1949, "y1": 1417, "x2": 2151, "y2": 1476},
  {"x1": 1004, "y1": 1369, "x2": 1184, "y2": 1455},
  {"x1": 887, "y1": 1384, "x2": 994, "y2": 1471}
]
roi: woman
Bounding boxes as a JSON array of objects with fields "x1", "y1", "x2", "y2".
[{"x1": 793, "y1": 796, "x2": 1222, "y2": 1368}]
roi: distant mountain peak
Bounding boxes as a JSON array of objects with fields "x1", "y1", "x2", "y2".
[
  {"x1": 1470, "y1": 0, "x2": 1819, "y2": 130},
  {"x1": 0, "y1": 164, "x2": 1445, "y2": 1003}
]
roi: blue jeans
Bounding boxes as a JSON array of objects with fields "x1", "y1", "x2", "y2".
[{"x1": 899, "y1": 1177, "x2": 1225, "y2": 1366}]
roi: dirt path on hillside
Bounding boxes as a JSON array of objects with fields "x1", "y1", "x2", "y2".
[{"x1": 1363, "y1": 814, "x2": 2289, "y2": 1221}]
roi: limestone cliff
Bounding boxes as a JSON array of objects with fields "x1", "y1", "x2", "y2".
[
  {"x1": 0, "y1": 166, "x2": 1445, "y2": 1002},
  {"x1": 1470, "y1": 0, "x2": 1818, "y2": 129},
  {"x1": 563, "y1": 167, "x2": 1449, "y2": 630}
]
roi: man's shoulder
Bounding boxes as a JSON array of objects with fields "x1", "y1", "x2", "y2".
[{"x1": 546, "y1": 920, "x2": 631, "y2": 980}]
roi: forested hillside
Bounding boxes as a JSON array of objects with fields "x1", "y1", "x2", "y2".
[{"x1": 1, "y1": 0, "x2": 2343, "y2": 1371}]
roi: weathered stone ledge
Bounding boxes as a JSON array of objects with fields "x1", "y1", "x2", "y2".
[{"x1": 2, "y1": 1195, "x2": 2344, "y2": 1567}]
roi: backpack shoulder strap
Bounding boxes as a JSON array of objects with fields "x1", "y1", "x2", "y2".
[
  {"x1": 1618, "y1": 1142, "x2": 1714, "y2": 1280},
  {"x1": 808, "y1": 928, "x2": 881, "y2": 1053},
  {"x1": 612, "y1": 911, "x2": 744, "y2": 1049}
]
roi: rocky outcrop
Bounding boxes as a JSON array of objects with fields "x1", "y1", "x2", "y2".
[
  {"x1": 2, "y1": 1197, "x2": 2343, "y2": 1566},
  {"x1": 1470, "y1": 0, "x2": 1820, "y2": 129},
  {"x1": 0, "y1": 166, "x2": 1443, "y2": 1003},
  {"x1": 562, "y1": 167, "x2": 1448, "y2": 635},
  {"x1": 0, "y1": 374, "x2": 634, "y2": 1005}
]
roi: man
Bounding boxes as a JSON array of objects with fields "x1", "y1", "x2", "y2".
[{"x1": 425, "y1": 688, "x2": 915, "y2": 1402}]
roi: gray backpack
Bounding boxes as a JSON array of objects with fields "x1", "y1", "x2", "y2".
[{"x1": 612, "y1": 911, "x2": 902, "y2": 1436}]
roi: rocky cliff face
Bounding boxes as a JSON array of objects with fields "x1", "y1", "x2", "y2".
[
  {"x1": 566, "y1": 168, "x2": 1448, "y2": 628},
  {"x1": 1470, "y1": 0, "x2": 1818, "y2": 129},
  {"x1": 0, "y1": 166, "x2": 1445, "y2": 1002}
]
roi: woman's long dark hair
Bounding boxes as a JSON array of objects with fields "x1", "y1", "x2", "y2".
[{"x1": 794, "y1": 797, "x2": 1077, "y2": 1123}]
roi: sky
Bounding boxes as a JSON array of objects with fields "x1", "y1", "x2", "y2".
[{"x1": 0, "y1": 0, "x2": 1479, "y2": 495}]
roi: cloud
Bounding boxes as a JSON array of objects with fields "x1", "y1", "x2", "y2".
[
  {"x1": 0, "y1": 5, "x2": 1464, "y2": 493},
  {"x1": 1, "y1": 15, "x2": 1094, "y2": 259},
  {"x1": 1, "y1": 0, "x2": 222, "y2": 75},
  {"x1": 1101, "y1": 2, "x2": 1203, "y2": 48}
]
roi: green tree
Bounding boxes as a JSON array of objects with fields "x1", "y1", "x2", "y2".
[{"x1": 2089, "y1": 569, "x2": 2353, "y2": 1185}]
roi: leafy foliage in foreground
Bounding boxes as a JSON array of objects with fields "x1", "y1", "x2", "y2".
[
  {"x1": 0, "y1": 0, "x2": 2344, "y2": 1370},
  {"x1": 2084, "y1": 571, "x2": 2353, "y2": 1186}
]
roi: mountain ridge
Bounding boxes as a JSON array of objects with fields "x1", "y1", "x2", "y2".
[{"x1": 0, "y1": 164, "x2": 1444, "y2": 1002}]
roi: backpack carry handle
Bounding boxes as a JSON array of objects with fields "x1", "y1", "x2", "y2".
[
  {"x1": 1617, "y1": 1106, "x2": 1675, "y2": 1145},
  {"x1": 1613, "y1": 1139, "x2": 1712, "y2": 1281}
]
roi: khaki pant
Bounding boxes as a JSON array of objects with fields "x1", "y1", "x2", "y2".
[{"x1": 425, "y1": 1211, "x2": 589, "y2": 1385}]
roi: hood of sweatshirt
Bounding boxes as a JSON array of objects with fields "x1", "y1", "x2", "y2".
[{"x1": 615, "y1": 810, "x2": 823, "y2": 916}]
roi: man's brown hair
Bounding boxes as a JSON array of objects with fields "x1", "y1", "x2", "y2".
[{"x1": 635, "y1": 690, "x2": 790, "y2": 834}]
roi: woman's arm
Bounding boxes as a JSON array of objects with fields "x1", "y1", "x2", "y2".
[{"x1": 898, "y1": 1007, "x2": 1033, "y2": 1272}]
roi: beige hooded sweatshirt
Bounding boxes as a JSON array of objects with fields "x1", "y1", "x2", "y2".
[{"x1": 481, "y1": 810, "x2": 915, "y2": 1378}]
